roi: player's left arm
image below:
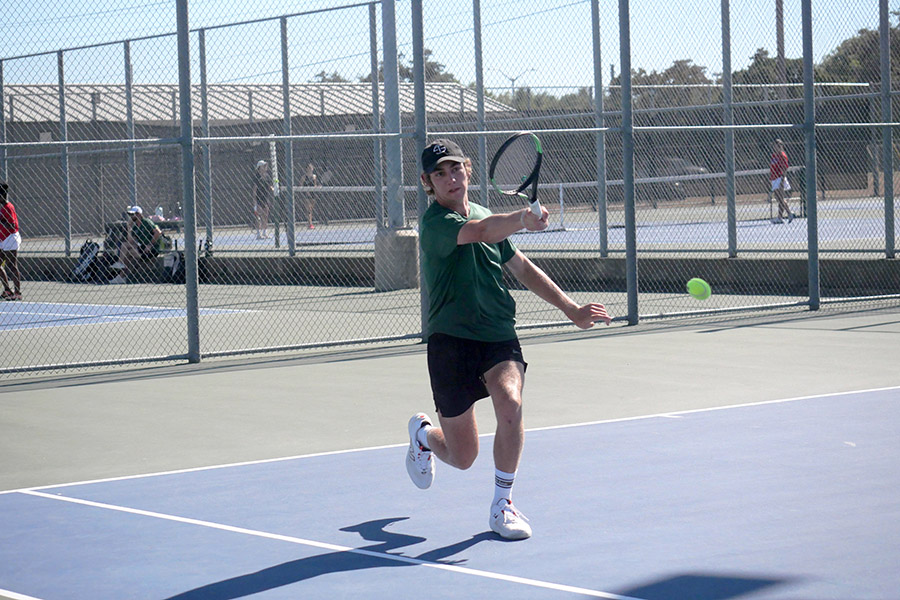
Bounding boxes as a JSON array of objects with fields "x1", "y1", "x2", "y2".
[{"x1": 505, "y1": 250, "x2": 611, "y2": 327}]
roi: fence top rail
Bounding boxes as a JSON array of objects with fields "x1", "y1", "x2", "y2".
[
  {"x1": 635, "y1": 123, "x2": 801, "y2": 133},
  {"x1": 0, "y1": 1, "x2": 377, "y2": 63},
  {"x1": 0, "y1": 137, "x2": 180, "y2": 149},
  {"x1": 433, "y1": 127, "x2": 612, "y2": 138},
  {"x1": 195, "y1": 132, "x2": 402, "y2": 144},
  {"x1": 607, "y1": 82, "x2": 873, "y2": 89}
]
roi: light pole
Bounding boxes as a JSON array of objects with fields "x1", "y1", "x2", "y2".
[{"x1": 499, "y1": 67, "x2": 535, "y2": 101}]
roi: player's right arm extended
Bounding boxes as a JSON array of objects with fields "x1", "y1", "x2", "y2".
[{"x1": 457, "y1": 207, "x2": 548, "y2": 245}]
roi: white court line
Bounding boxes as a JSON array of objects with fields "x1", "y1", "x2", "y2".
[
  {"x1": 521, "y1": 384, "x2": 900, "y2": 435},
  {"x1": 0, "y1": 588, "x2": 44, "y2": 600},
  {"x1": 3, "y1": 384, "x2": 898, "y2": 497},
  {"x1": 0, "y1": 442, "x2": 408, "y2": 496},
  {"x1": 0, "y1": 303, "x2": 250, "y2": 332},
  {"x1": 20, "y1": 490, "x2": 640, "y2": 600}
]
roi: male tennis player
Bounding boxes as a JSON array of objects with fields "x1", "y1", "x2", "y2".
[{"x1": 407, "y1": 139, "x2": 611, "y2": 540}]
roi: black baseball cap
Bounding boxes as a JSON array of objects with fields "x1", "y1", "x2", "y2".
[{"x1": 421, "y1": 139, "x2": 467, "y2": 174}]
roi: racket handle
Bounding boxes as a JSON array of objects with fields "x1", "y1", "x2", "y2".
[{"x1": 529, "y1": 200, "x2": 542, "y2": 216}]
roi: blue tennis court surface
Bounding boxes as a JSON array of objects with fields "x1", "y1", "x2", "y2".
[
  {"x1": 1, "y1": 387, "x2": 897, "y2": 599},
  {"x1": 0, "y1": 302, "x2": 244, "y2": 332}
]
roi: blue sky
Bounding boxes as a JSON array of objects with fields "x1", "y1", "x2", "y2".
[{"x1": 0, "y1": 0, "x2": 889, "y2": 90}]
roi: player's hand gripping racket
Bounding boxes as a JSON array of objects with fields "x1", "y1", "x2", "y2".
[{"x1": 489, "y1": 131, "x2": 543, "y2": 218}]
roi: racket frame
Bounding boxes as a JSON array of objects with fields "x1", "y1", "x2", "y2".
[{"x1": 489, "y1": 131, "x2": 543, "y2": 216}]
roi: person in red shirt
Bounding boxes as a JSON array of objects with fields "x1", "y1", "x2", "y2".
[
  {"x1": 0, "y1": 180, "x2": 22, "y2": 300},
  {"x1": 769, "y1": 138, "x2": 795, "y2": 223}
]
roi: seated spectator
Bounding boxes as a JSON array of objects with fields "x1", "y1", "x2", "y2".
[{"x1": 110, "y1": 205, "x2": 162, "y2": 284}]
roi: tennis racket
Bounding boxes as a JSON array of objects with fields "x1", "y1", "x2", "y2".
[{"x1": 489, "y1": 131, "x2": 543, "y2": 217}]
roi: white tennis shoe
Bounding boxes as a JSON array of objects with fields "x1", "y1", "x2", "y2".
[
  {"x1": 490, "y1": 499, "x2": 532, "y2": 540},
  {"x1": 406, "y1": 413, "x2": 434, "y2": 489}
]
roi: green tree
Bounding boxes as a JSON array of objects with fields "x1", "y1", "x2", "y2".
[
  {"x1": 361, "y1": 48, "x2": 458, "y2": 83},
  {"x1": 312, "y1": 70, "x2": 350, "y2": 83},
  {"x1": 731, "y1": 48, "x2": 804, "y2": 100},
  {"x1": 606, "y1": 59, "x2": 715, "y2": 113},
  {"x1": 816, "y1": 27, "x2": 900, "y2": 84}
]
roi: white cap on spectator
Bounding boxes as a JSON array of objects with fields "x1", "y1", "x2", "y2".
[
  {"x1": 257, "y1": 160, "x2": 267, "y2": 168},
  {"x1": 126, "y1": 205, "x2": 142, "y2": 214}
]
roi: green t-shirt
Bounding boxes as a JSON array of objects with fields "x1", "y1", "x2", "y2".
[
  {"x1": 131, "y1": 218, "x2": 159, "y2": 247},
  {"x1": 420, "y1": 200, "x2": 518, "y2": 341}
]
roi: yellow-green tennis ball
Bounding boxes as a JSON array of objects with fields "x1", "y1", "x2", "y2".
[{"x1": 687, "y1": 277, "x2": 711, "y2": 300}]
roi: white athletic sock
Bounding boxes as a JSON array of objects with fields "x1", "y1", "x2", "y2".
[
  {"x1": 493, "y1": 468, "x2": 516, "y2": 505},
  {"x1": 415, "y1": 423, "x2": 433, "y2": 450}
]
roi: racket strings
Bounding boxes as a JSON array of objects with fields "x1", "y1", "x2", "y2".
[{"x1": 491, "y1": 137, "x2": 539, "y2": 193}]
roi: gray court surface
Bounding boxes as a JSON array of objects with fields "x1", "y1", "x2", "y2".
[{"x1": 1, "y1": 304, "x2": 898, "y2": 599}]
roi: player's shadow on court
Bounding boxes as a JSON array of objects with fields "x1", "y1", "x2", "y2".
[
  {"x1": 615, "y1": 572, "x2": 794, "y2": 600},
  {"x1": 164, "y1": 517, "x2": 498, "y2": 600}
]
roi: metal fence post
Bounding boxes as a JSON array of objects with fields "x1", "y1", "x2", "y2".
[
  {"x1": 176, "y1": 0, "x2": 200, "y2": 361},
  {"x1": 280, "y1": 17, "x2": 296, "y2": 256},
  {"x1": 57, "y1": 50, "x2": 72, "y2": 257},
  {"x1": 801, "y1": 0, "x2": 820, "y2": 310},
  {"x1": 722, "y1": 0, "x2": 737, "y2": 258},
  {"x1": 369, "y1": 4, "x2": 384, "y2": 230},
  {"x1": 619, "y1": 0, "x2": 638, "y2": 325},
  {"x1": 473, "y1": 0, "x2": 489, "y2": 208},
  {"x1": 124, "y1": 42, "x2": 137, "y2": 211},
  {"x1": 0, "y1": 61, "x2": 6, "y2": 181},
  {"x1": 198, "y1": 29, "x2": 213, "y2": 250},
  {"x1": 592, "y1": 0, "x2": 608, "y2": 257},
  {"x1": 381, "y1": 0, "x2": 403, "y2": 229},
  {"x1": 412, "y1": 0, "x2": 429, "y2": 338},
  {"x1": 880, "y1": 0, "x2": 895, "y2": 258}
]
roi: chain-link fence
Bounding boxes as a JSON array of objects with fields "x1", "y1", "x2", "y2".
[{"x1": 2, "y1": 0, "x2": 898, "y2": 376}]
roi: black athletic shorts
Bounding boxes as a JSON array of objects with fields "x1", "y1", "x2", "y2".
[{"x1": 426, "y1": 332, "x2": 527, "y2": 418}]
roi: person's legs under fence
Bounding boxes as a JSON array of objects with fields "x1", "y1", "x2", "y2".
[
  {"x1": 111, "y1": 240, "x2": 139, "y2": 283},
  {"x1": 0, "y1": 251, "x2": 12, "y2": 298},
  {"x1": 0, "y1": 247, "x2": 21, "y2": 299}
]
